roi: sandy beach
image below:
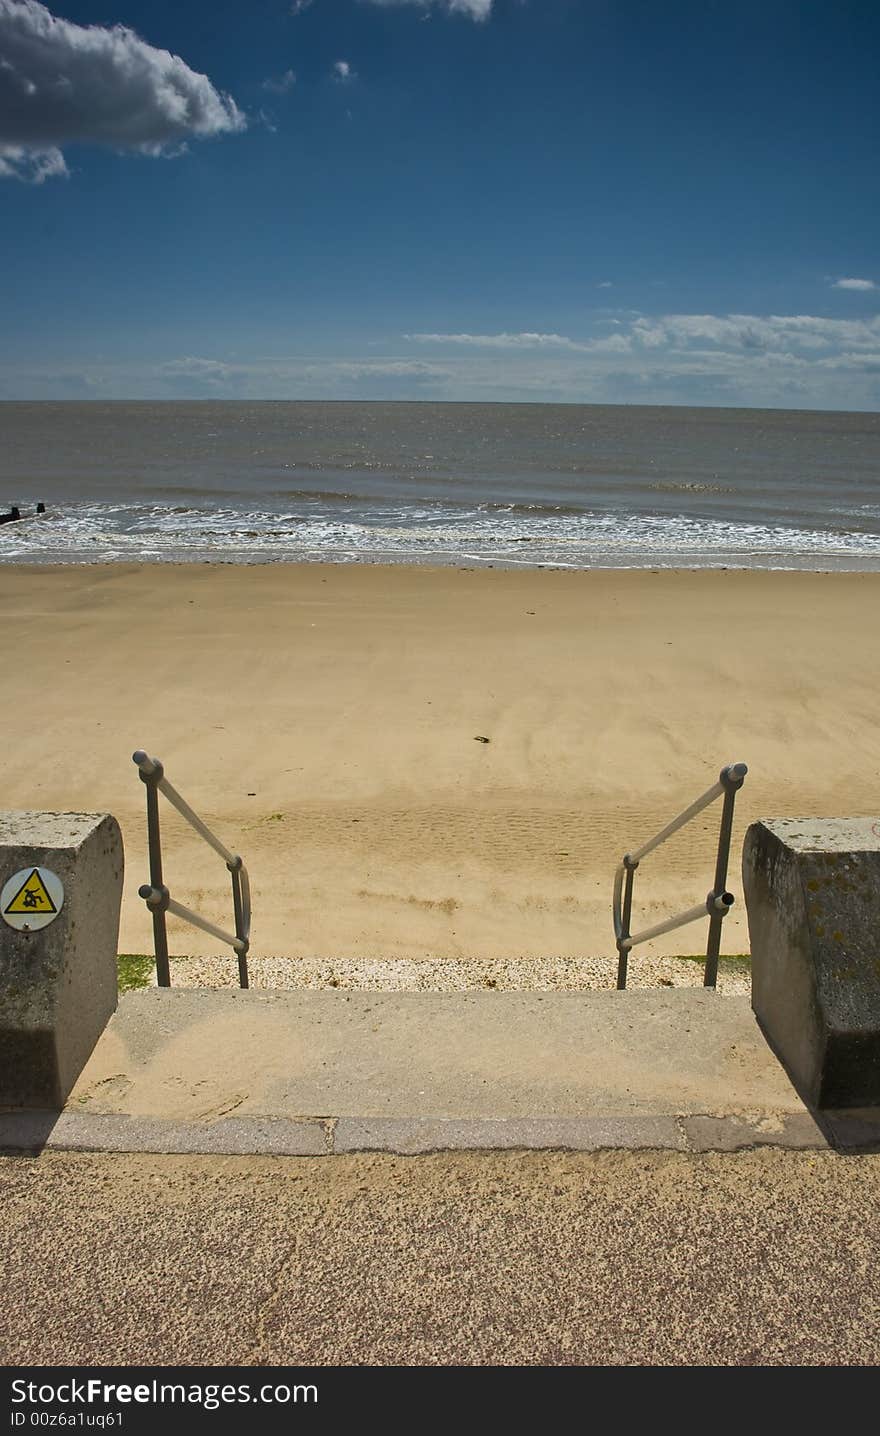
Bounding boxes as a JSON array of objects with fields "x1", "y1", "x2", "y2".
[{"x1": 2, "y1": 563, "x2": 879, "y2": 981}]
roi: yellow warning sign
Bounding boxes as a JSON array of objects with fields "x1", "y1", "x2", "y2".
[{"x1": 3, "y1": 868, "x2": 57, "y2": 916}]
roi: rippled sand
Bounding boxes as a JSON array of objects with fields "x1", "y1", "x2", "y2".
[{"x1": 2, "y1": 562, "x2": 878, "y2": 979}]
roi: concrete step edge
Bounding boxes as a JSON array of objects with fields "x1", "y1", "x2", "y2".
[{"x1": 0, "y1": 1109, "x2": 827, "y2": 1156}]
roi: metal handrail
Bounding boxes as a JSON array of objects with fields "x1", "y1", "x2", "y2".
[
  {"x1": 132, "y1": 750, "x2": 250, "y2": 989},
  {"x1": 612, "y1": 762, "x2": 747, "y2": 990}
]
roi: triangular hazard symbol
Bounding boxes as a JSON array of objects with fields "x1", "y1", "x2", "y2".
[{"x1": 3, "y1": 868, "x2": 57, "y2": 915}]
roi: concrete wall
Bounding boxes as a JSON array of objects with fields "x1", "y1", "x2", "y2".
[
  {"x1": 0, "y1": 812, "x2": 123, "y2": 1107},
  {"x1": 743, "y1": 818, "x2": 880, "y2": 1109}
]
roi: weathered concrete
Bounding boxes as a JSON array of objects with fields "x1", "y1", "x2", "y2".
[
  {"x1": 332, "y1": 1115, "x2": 689, "y2": 1153},
  {"x1": 0, "y1": 812, "x2": 123, "y2": 1107},
  {"x1": 680, "y1": 1112, "x2": 825, "y2": 1152},
  {"x1": 68, "y1": 987, "x2": 805, "y2": 1117},
  {"x1": 743, "y1": 818, "x2": 880, "y2": 1109},
  {"x1": 0, "y1": 1108, "x2": 829, "y2": 1154},
  {"x1": 0, "y1": 985, "x2": 825, "y2": 1154},
  {"x1": 0, "y1": 1111, "x2": 330, "y2": 1156}
]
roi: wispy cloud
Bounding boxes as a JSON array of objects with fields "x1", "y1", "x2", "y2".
[
  {"x1": 395, "y1": 310, "x2": 880, "y2": 408},
  {"x1": 327, "y1": 359, "x2": 451, "y2": 380},
  {"x1": 361, "y1": 1, "x2": 494, "y2": 17},
  {"x1": 6, "y1": 322, "x2": 880, "y2": 407},
  {"x1": 159, "y1": 356, "x2": 238, "y2": 385},
  {"x1": 0, "y1": 0, "x2": 245, "y2": 181},
  {"x1": 8, "y1": 306, "x2": 880, "y2": 407},
  {"x1": 0, "y1": 142, "x2": 67, "y2": 183},
  {"x1": 631, "y1": 312, "x2": 880, "y2": 352},
  {"x1": 407, "y1": 330, "x2": 632, "y2": 355},
  {"x1": 333, "y1": 60, "x2": 354, "y2": 82},
  {"x1": 407, "y1": 331, "x2": 589, "y2": 350},
  {"x1": 151, "y1": 354, "x2": 451, "y2": 398},
  {"x1": 262, "y1": 69, "x2": 297, "y2": 94},
  {"x1": 832, "y1": 277, "x2": 876, "y2": 291}
]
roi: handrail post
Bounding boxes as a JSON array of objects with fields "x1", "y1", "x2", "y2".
[
  {"x1": 138, "y1": 760, "x2": 170, "y2": 988},
  {"x1": 703, "y1": 764, "x2": 745, "y2": 989},
  {"x1": 616, "y1": 856, "x2": 637, "y2": 990},
  {"x1": 228, "y1": 857, "x2": 249, "y2": 990}
]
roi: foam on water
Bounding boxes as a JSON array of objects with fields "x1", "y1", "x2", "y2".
[{"x1": 4, "y1": 498, "x2": 880, "y2": 569}]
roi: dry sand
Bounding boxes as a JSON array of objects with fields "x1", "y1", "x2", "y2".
[{"x1": 2, "y1": 563, "x2": 879, "y2": 985}]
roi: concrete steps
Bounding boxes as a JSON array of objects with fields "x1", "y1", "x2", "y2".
[{"x1": 0, "y1": 987, "x2": 828, "y2": 1155}]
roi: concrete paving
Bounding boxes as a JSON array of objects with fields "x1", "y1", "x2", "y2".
[
  {"x1": 1, "y1": 1147, "x2": 879, "y2": 1366},
  {"x1": 0, "y1": 987, "x2": 832, "y2": 1154}
]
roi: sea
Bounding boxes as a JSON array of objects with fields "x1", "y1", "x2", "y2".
[{"x1": 2, "y1": 400, "x2": 880, "y2": 569}]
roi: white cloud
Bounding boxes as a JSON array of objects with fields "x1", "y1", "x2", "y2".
[
  {"x1": 588, "y1": 333, "x2": 632, "y2": 354},
  {"x1": 407, "y1": 331, "x2": 589, "y2": 350},
  {"x1": 392, "y1": 309, "x2": 880, "y2": 407},
  {"x1": 9, "y1": 307, "x2": 880, "y2": 407},
  {"x1": 0, "y1": 141, "x2": 66, "y2": 182},
  {"x1": 329, "y1": 359, "x2": 451, "y2": 379},
  {"x1": 361, "y1": 0, "x2": 493, "y2": 18},
  {"x1": 0, "y1": 0, "x2": 244, "y2": 180},
  {"x1": 632, "y1": 312, "x2": 880, "y2": 353},
  {"x1": 160, "y1": 356, "x2": 235, "y2": 382},
  {"x1": 596, "y1": 281, "x2": 613, "y2": 289},
  {"x1": 333, "y1": 60, "x2": 353, "y2": 81},
  {"x1": 814, "y1": 350, "x2": 880, "y2": 372},
  {"x1": 407, "y1": 313, "x2": 880, "y2": 362},
  {"x1": 262, "y1": 69, "x2": 296, "y2": 93},
  {"x1": 6, "y1": 326, "x2": 880, "y2": 407},
  {"x1": 406, "y1": 330, "x2": 634, "y2": 355},
  {"x1": 832, "y1": 277, "x2": 876, "y2": 291},
  {"x1": 145, "y1": 353, "x2": 454, "y2": 399}
]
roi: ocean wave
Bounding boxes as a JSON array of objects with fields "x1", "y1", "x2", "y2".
[
  {"x1": 263, "y1": 488, "x2": 366, "y2": 504},
  {"x1": 3, "y1": 497, "x2": 880, "y2": 571},
  {"x1": 476, "y1": 500, "x2": 588, "y2": 517},
  {"x1": 649, "y1": 481, "x2": 735, "y2": 495}
]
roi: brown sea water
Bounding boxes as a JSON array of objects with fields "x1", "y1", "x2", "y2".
[{"x1": 1, "y1": 400, "x2": 879, "y2": 567}]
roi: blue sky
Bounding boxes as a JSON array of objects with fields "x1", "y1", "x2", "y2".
[{"x1": 1, "y1": 0, "x2": 879, "y2": 408}]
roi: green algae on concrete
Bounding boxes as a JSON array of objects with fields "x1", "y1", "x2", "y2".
[{"x1": 117, "y1": 955, "x2": 154, "y2": 994}]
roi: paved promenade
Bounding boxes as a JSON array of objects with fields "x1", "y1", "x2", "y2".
[{"x1": 1, "y1": 1146, "x2": 878, "y2": 1366}]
